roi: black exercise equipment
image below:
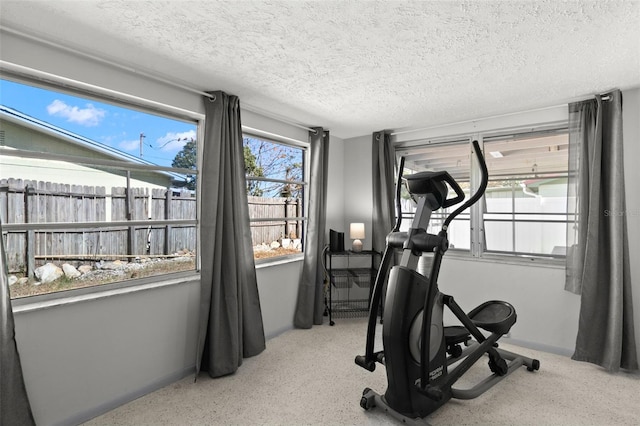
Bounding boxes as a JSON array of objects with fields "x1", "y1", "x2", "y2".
[{"x1": 355, "y1": 140, "x2": 540, "y2": 424}]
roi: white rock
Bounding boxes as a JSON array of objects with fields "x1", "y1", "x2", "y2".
[
  {"x1": 34, "y1": 263, "x2": 64, "y2": 283},
  {"x1": 270, "y1": 241, "x2": 281, "y2": 249},
  {"x1": 99, "y1": 260, "x2": 127, "y2": 270},
  {"x1": 62, "y1": 263, "x2": 81, "y2": 278},
  {"x1": 8, "y1": 275, "x2": 18, "y2": 286},
  {"x1": 78, "y1": 265, "x2": 93, "y2": 274},
  {"x1": 18, "y1": 277, "x2": 29, "y2": 285}
]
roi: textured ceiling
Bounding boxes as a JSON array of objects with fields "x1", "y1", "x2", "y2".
[{"x1": 1, "y1": 1, "x2": 639, "y2": 139}]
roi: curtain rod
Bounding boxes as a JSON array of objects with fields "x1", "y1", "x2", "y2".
[
  {"x1": 390, "y1": 94, "x2": 612, "y2": 137},
  {"x1": 0, "y1": 60, "x2": 205, "y2": 121},
  {"x1": 1, "y1": 26, "x2": 318, "y2": 134}
]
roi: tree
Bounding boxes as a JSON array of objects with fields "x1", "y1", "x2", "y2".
[
  {"x1": 243, "y1": 137, "x2": 303, "y2": 198},
  {"x1": 244, "y1": 145, "x2": 264, "y2": 196},
  {"x1": 170, "y1": 140, "x2": 264, "y2": 194},
  {"x1": 172, "y1": 139, "x2": 197, "y2": 190}
]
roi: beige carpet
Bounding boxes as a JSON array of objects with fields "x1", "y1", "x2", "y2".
[{"x1": 84, "y1": 317, "x2": 640, "y2": 425}]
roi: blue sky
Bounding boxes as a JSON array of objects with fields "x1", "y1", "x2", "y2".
[{"x1": 0, "y1": 79, "x2": 196, "y2": 168}]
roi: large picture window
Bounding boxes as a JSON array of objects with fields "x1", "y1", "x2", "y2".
[
  {"x1": 396, "y1": 126, "x2": 569, "y2": 261},
  {"x1": 243, "y1": 135, "x2": 306, "y2": 261},
  {"x1": 0, "y1": 78, "x2": 199, "y2": 299}
]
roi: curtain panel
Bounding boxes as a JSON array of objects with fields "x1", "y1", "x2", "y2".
[
  {"x1": 1, "y1": 221, "x2": 36, "y2": 425},
  {"x1": 565, "y1": 90, "x2": 638, "y2": 372},
  {"x1": 372, "y1": 131, "x2": 396, "y2": 254},
  {"x1": 195, "y1": 91, "x2": 266, "y2": 378},
  {"x1": 294, "y1": 128, "x2": 329, "y2": 328}
]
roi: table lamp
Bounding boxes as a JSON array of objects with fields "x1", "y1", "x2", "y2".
[{"x1": 350, "y1": 222, "x2": 365, "y2": 252}]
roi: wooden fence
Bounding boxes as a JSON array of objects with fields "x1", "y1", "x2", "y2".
[
  {"x1": 0, "y1": 179, "x2": 302, "y2": 274},
  {"x1": 0, "y1": 178, "x2": 196, "y2": 274},
  {"x1": 247, "y1": 196, "x2": 303, "y2": 245}
]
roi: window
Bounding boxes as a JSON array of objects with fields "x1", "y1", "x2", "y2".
[
  {"x1": 482, "y1": 132, "x2": 569, "y2": 257},
  {"x1": 396, "y1": 127, "x2": 569, "y2": 261},
  {"x1": 0, "y1": 78, "x2": 199, "y2": 299},
  {"x1": 243, "y1": 135, "x2": 306, "y2": 261}
]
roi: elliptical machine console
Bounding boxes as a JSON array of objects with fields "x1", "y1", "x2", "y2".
[{"x1": 355, "y1": 140, "x2": 540, "y2": 423}]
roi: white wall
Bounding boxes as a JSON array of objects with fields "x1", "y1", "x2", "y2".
[{"x1": 3, "y1": 29, "x2": 310, "y2": 425}]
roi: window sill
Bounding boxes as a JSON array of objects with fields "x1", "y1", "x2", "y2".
[
  {"x1": 11, "y1": 271, "x2": 201, "y2": 314},
  {"x1": 444, "y1": 251, "x2": 565, "y2": 269},
  {"x1": 255, "y1": 253, "x2": 304, "y2": 269}
]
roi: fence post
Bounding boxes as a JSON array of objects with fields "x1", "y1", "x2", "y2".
[
  {"x1": 164, "y1": 188, "x2": 172, "y2": 255},
  {"x1": 284, "y1": 198, "x2": 290, "y2": 239},
  {"x1": 125, "y1": 172, "x2": 136, "y2": 256},
  {"x1": 296, "y1": 198, "x2": 302, "y2": 240},
  {"x1": 25, "y1": 184, "x2": 35, "y2": 278}
]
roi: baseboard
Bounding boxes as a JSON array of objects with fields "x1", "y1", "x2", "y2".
[
  {"x1": 503, "y1": 337, "x2": 574, "y2": 358},
  {"x1": 58, "y1": 365, "x2": 196, "y2": 426}
]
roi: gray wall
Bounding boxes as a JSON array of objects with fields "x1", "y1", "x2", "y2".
[{"x1": 14, "y1": 279, "x2": 201, "y2": 426}]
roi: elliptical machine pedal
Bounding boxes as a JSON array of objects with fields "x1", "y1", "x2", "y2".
[{"x1": 444, "y1": 326, "x2": 471, "y2": 358}]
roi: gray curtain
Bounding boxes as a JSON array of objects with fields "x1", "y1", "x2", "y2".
[
  {"x1": 195, "y1": 91, "x2": 266, "y2": 378},
  {"x1": 293, "y1": 128, "x2": 329, "y2": 328},
  {"x1": 1, "y1": 222, "x2": 36, "y2": 425},
  {"x1": 565, "y1": 90, "x2": 638, "y2": 372},
  {"x1": 372, "y1": 131, "x2": 396, "y2": 253}
]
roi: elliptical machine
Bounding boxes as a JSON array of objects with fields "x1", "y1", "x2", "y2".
[{"x1": 355, "y1": 140, "x2": 540, "y2": 423}]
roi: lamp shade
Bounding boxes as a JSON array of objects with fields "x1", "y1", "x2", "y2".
[{"x1": 350, "y1": 223, "x2": 365, "y2": 239}]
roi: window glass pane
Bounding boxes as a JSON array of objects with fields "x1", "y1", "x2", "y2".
[
  {"x1": 1, "y1": 79, "x2": 198, "y2": 298},
  {"x1": 243, "y1": 136, "x2": 305, "y2": 260},
  {"x1": 484, "y1": 220, "x2": 514, "y2": 252},
  {"x1": 397, "y1": 142, "x2": 471, "y2": 250},
  {"x1": 483, "y1": 132, "x2": 568, "y2": 257}
]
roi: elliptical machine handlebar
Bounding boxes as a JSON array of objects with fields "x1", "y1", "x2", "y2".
[{"x1": 443, "y1": 140, "x2": 488, "y2": 229}]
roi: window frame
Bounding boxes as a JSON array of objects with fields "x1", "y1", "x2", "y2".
[
  {"x1": 1, "y1": 73, "x2": 204, "y2": 302},
  {"x1": 242, "y1": 131, "x2": 309, "y2": 265},
  {"x1": 394, "y1": 123, "x2": 569, "y2": 266}
]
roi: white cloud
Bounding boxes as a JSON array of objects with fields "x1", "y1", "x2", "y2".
[
  {"x1": 118, "y1": 139, "x2": 140, "y2": 152},
  {"x1": 46, "y1": 99, "x2": 106, "y2": 126},
  {"x1": 156, "y1": 130, "x2": 197, "y2": 151}
]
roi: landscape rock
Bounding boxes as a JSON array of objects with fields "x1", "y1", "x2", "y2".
[
  {"x1": 8, "y1": 275, "x2": 18, "y2": 286},
  {"x1": 98, "y1": 260, "x2": 127, "y2": 270},
  {"x1": 62, "y1": 263, "x2": 81, "y2": 278},
  {"x1": 35, "y1": 263, "x2": 63, "y2": 283},
  {"x1": 270, "y1": 241, "x2": 280, "y2": 249},
  {"x1": 78, "y1": 265, "x2": 93, "y2": 274}
]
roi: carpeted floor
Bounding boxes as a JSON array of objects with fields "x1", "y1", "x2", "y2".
[{"x1": 84, "y1": 317, "x2": 640, "y2": 425}]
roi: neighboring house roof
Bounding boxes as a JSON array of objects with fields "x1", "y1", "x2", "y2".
[{"x1": 0, "y1": 105, "x2": 187, "y2": 184}]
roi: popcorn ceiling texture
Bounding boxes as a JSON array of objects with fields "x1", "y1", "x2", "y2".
[{"x1": 1, "y1": 1, "x2": 638, "y2": 138}]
